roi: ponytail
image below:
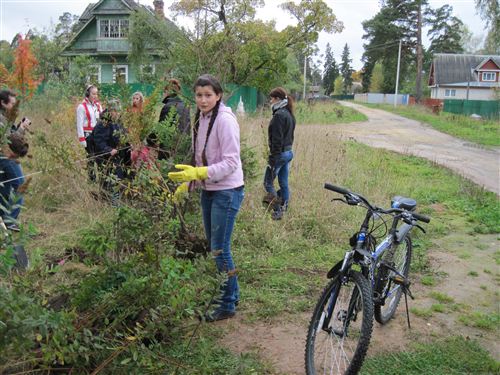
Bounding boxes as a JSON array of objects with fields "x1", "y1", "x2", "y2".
[{"x1": 269, "y1": 87, "x2": 294, "y2": 116}]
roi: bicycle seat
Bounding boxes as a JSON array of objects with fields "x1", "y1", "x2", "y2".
[{"x1": 391, "y1": 196, "x2": 417, "y2": 211}]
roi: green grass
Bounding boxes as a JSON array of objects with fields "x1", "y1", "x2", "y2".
[
  {"x1": 420, "y1": 275, "x2": 436, "y2": 286},
  {"x1": 429, "y1": 291, "x2": 454, "y2": 304},
  {"x1": 361, "y1": 336, "x2": 500, "y2": 375},
  {"x1": 362, "y1": 103, "x2": 500, "y2": 146},
  {"x1": 468, "y1": 271, "x2": 479, "y2": 277},
  {"x1": 410, "y1": 307, "x2": 433, "y2": 318},
  {"x1": 458, "y1": 311, "x2": 500, "y2": 330},
  {"x1": 431, "y1": 303, "x2": 447, "y2": 313},
  {"x1": 295, "y1": 101, "x2": 367, "y2": 124}
]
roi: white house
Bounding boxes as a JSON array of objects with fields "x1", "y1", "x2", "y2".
[{"x1": 428, "y1": 54, "x2": 500, "y2": 101}]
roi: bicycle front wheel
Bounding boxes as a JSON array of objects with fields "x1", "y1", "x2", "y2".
[
  {"x1": 374, "y1": 236, "x2": 412, "y2": 324},
  {"x1": 305, "y1": 271, "x2": 373, "y2": 375}
]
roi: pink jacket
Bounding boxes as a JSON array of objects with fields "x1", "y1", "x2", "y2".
[{"x1": 194, "y1": 103, "x2": 244, "y2": 191}]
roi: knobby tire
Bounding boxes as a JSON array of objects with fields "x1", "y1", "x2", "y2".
[{"x1": 305, "y1": 271, "x2": 373, "y2": 375}]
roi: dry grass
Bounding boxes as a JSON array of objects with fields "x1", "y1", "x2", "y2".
[{"x1": 22, "y1": 99, "x2": 112, "y2": 256}]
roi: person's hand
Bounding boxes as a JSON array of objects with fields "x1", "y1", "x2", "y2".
[
  {"x1": 110, "y1": 149, "x2": 118, "y2": 156},
  {"x1": 17, "y1": 176, "x2": 32, "y2": 194},
  {"x1": 80, "y1": 140, "x2": 87, "y2": 148},
  {"x1": 168, "y1": 164, "x2": 208, "y2": 183},
  {"x1": 171, "y1": 182, "x2": 189, "y2": 204},
  {"x1": 268, "y1": 154, "x2": 277, "y2": 167},
  {"x1": 19, "y1": 117, "x2": 31, "y2": 130}
]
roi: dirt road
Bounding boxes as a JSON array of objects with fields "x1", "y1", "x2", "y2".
[{"x1": 335, "y1": 101, "x2": 499, "y2": 195}]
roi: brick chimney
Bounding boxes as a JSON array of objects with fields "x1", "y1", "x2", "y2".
[{"x1": 153, "y1": 0, "x2": 164, "y2": 18}]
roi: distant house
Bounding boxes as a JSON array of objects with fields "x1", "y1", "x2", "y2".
[
  {"x1": 428, "y1": 54, "x2": 500, "y2": 100},
  {"x1": 62, "y1": 0, "x2": 177, "y2": 84}
]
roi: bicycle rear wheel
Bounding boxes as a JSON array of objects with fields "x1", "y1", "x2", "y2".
[
  {"x1": 305, "y1": 271, "x2": 373, "y2": 375},
  {"x1": 374, "y1": 236, "x2": 412, "y2": 324}
]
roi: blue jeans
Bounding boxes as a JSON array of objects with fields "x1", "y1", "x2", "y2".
[
  {"x1": 0, "y1": 160, "x2": 24, "y2": 223},
  {"x1": 264, "y1": 150, "x2": 293, "y2": 206},
  {"x1": 201, "y1": 186, "x2": 244, "y2": 313}
]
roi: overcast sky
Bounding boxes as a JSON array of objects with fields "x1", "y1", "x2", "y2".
[{"x1": 0, "y1": 0, "x2": 486, "y2": 70}]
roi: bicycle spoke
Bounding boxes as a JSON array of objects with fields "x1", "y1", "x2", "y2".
[{"x1": 306, "y1": 272, "x2": 372, "y2": 375}]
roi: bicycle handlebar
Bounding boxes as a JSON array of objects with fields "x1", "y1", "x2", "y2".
[
  {"x1": 411, "y1": 212, "x2": 431, "y2": 223},
  {"x1": 324, "y1": 182, "x2": 431, "y2": 224},
  {"x1": 324, "y1": 183, "x2": 350, "y2": 195}
]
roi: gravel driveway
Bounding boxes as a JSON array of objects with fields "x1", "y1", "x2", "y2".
[{"x1": 336, "y1": 101, "x2": 499, "y2": 195}]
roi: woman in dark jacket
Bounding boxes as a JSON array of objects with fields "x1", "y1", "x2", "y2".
[
  {"x1": 159, "y1": 78, "x2": 190, "y2": 134},
  {"x1": 92, "y1": 101, "x2": 129, "y2": 203},
  {"x1": 264, "y1": 87, "x2": 296, "y2": 220}
]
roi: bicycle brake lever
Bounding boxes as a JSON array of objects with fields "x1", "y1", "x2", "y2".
[
  {"x1": 415, "y1": 224, "x2": 426, "y2": 234},
  {"x1": 331, "y1": 198, "x2": 346, "y2": 203}
]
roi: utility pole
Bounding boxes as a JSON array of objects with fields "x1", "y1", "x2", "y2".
[
  {"x1": 303, "y1": 53, "x2": 307, "y2": 101},
  {"x1": 394, "y1": 39, "x2": 402, "y2": 107},
  {"x1": 415, "y1": 1, "x2": 423, "y2": 103}
]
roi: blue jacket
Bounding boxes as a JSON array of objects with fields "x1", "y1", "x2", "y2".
[{"x1": 0, "y1": 157, "x2": 24, "y2": 203}]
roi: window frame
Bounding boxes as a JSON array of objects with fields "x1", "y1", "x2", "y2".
[
  {"x1": 113, "y1": 64, "x2": 128, "y2": 84},
  {"x1": 482, "y1": 72, "x2": 496, "y2": 82},
  {"x1": 444, "y1": 89, "x2": 456, "y2": 97},
  {"x1": 140, "y1": 64, "x2": 156, "y2": 75},
  {"x1": 98, "y1": 18, "x2": 129, "y2": 39}
]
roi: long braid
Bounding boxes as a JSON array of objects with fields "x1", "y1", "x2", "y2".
[
  {"x1": 192, "y1": 109, "x2": 201, "y2": 165},
  {"x1": 201, "y1": 100, "x2": 221, "y2": 166}
]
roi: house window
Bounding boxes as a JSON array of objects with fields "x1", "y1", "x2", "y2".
[
  {"x1": 113, "y1": 65, "x2": 128, "y2": 84},
  {"x1": 141, "y1": 64, "x2": 155, "y2": 75},
  {"x1": 88, "y1": 65, "x2": 101, "y2": 84},
  {"x1": 99, "y1": 19, "x2": 128, "y2": 38},
  {"x1": 445, "y1": 89, "x2": 456, "y2": 97},
  {"x1": 482, "y1": 72, "x2": 496, "y2": 81}
]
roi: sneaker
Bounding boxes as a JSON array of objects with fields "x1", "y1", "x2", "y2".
[
  {"x1": 6, "y1": 223, "x2": 20, "y2": 232},
  {"x1": 272, "y1": 207, "x2": 283, "y2": 220},
  {"x1": 204, "y1": 309, "x2": 236, "y2": 323},
  {"x1": 262, "y1": 192, "x2": 277, "y2": 205}
]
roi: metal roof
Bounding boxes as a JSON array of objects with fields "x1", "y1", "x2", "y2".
[{"x1": 431, "y1": 54, "x2": 500, "y2": 85}]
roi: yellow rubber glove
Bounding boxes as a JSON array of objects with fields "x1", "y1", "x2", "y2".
[
  {"x1": 168, "y1": 164, "x2": 208, "y2": 183},
  {"x1": 172, "y1": 182, "x2": 189, "y2": 204}
]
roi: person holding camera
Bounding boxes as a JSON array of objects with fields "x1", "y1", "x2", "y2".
[{"x1": 0, "y1": 89, "x2": 32, "y2": 138}]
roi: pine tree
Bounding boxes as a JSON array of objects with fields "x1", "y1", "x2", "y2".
[
  {"x1": 427, "y1": 5, "x2": 465, "y2": 54},
  {"x1": 340, "y1": 43, "x2": 353, "y2": 95},
  {"x1": 322, "y1": 43, "x2": 339, "y2": 95}
]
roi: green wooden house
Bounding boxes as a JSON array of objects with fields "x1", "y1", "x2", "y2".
[{"x1": 62, "y1": 0, "x2": 175, "y2": 84}]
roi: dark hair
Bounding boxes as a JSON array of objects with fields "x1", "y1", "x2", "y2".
[
  {"x1": 165, "y1": 78, "x2": 181, "y2": 93},
  {"x1": 85, "y1": 84, "x2": 97, "y2": 98},
  {"x1": 8, "y1": 133, "x2": 29, "y2": 157},
  {"x1": 0, "y1": 90, "x2": 16, "y2": 109},
  {"x1": 269, "y1": 87, "x2": 294, "y2": 116},
  {"x1": 192, "y1": 74, "x2": 223, "y2": 166}
]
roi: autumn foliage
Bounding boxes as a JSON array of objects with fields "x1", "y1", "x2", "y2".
[
  {"x1": 10, "y1": 34, "x2": 40, "y2": 98},
  {"x1": 0, "y1": 64, "x2": 9, "y2": 86}
]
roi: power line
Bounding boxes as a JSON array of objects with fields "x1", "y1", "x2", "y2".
[{"x1": 363, "y1": 40, "x2": 403, "y2": 53}]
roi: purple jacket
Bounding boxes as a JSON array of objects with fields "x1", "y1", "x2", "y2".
[{"x1": 194, "y1": 103, "x2": 244, "y2": 191}]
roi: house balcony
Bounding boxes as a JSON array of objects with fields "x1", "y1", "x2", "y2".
[
  {"x1": 73, "y1": 39, "x2": 97, "y2": 50},
  {"x1": 96, "y1": 39, "x2": 130, "y2": 53}
]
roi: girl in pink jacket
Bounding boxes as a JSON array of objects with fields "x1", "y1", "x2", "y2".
[{"x1": 169, "y1": 74, "x2": 244, "y2": 322}]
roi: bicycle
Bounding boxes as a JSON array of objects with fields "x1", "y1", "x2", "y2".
[{"x1": 305, "y1": 183, "x2": 430, "y2": 375}]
